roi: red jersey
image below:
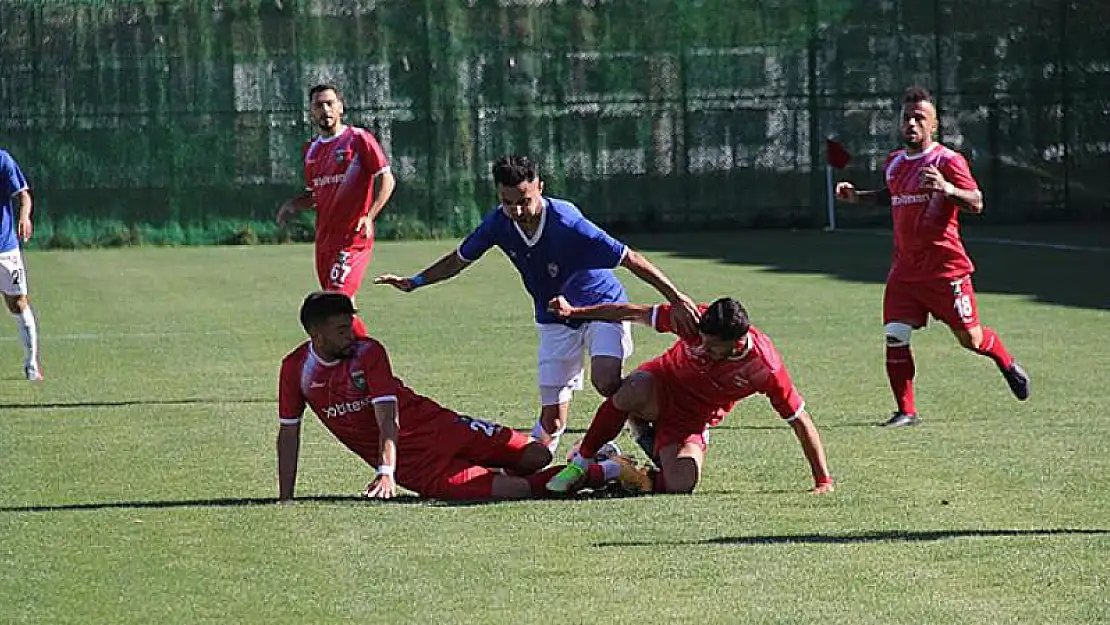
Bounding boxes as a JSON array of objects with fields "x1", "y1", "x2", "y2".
[
  {"x1": 883, "y1": 143, "x2": 978, "y2": 282},
  {"x1": 277, "y1": 337, "x2": 449, "y2": 464},
  {"x1": 303, "y1": 126, "x2": 390, "y2": 251},
  {"x1": 646, "y1": 304, "x2": 805, "y2": 427}
]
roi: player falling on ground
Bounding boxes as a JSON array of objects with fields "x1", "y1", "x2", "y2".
[
  {"x1": 544, "y1": 295, "x2": 833, "y2": 496},
  {"x1": 374, "y1": 155, "x2": 699, "y2": 456},
  {"x1": 277, "y1": 291, "x2": 638, "y2": 502},
  {"x1": 0, "y1": 149, "x2": 41, "y2": 381},
  {"x1": 276, "y1": 84, "x2": 396, "y2": 337},
  {"x1": 835, "y1": 86, "x2": 1030, "y2": 427}
]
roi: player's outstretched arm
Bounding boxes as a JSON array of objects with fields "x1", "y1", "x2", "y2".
[
  {"x1": 276, "y1": 192, "x2": 314, "y2": 225},
  {"x1": 547, "y1": 296, "x2": 654, "y2": 325},
  {"x1": 787, "y1": 410, "x2": 834, "y2": 494},
  {"x1": 619, "y1": 249, "x2": 700, "y2": 335},
  {"x1": 276, "y1": 423, "x2": 302, "y2": 502},
  {"x1": 835, "y1": 182, "x2": 891, "y2": 207},
  {"x1": 374, "y1": 249, "x2": 471, "y2": 293},
  {"x1": 364, "y1": 400, "x2": 400, "y2": 499}
]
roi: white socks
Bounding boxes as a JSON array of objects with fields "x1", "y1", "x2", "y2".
[
  {"x1": 12, "y1": 308, "x2": 38, "y2": 365},
  {"x1": 530, "y1": 420, "x2": 566, "y2": 456}
]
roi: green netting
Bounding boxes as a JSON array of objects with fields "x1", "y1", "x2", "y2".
[{"x1": 0, "y1": 0, "x2": 1106, "y2": 245}]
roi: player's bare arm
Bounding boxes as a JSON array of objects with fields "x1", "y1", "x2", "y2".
[
  {"x1": 276, "y1": 423, "x2": 302, "y2": 502},
  {"x1": 619, "y1": 249, "x2": 700, "y2": 335},
  {"x1": 14, "y1": 189, "x2": 32, "y2": 241},
  {"x1": 356, "y1": 170, "x2": 397, "y2": 237},
  {"x1": 787, "y1": 410, "x2": 833, "y2": 494},
  {"x1": 364, "y1": 400, "x2": 399, "y2": 499},
  {"x1": 276, "y1": 192, "x2": 314, "y2": 225},
  {"x1": 919, "y1": 165, "x2": 983, "y2": 213},
  {"x1": 374, "y1": 248, "x2": 471, "y2": 292},
  {"x1": 547, "y1": 296, "x2": 654, "y2": 326},
  {"x1": 835, "y1": 182, "x2": 891, "y2": 207}
]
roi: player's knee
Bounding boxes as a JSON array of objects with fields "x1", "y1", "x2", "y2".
[
  {"x1": 612, "y1": 372, "x2": 653, "y2": 412},
  {"x1": 519, "y1": 443, "x2": 552, "y2": 473},
  {"x1": 590, "y1": 370, "x2": 622, "y2": 397},
  {"x1": 884, "y1": 322, "x2": 914, "y2": 348},
  {"x1": 3, "y1": 295, "x2": 25, "y2": 314},
  {"x1": 955, "y1": 328, "x2": 981, "y2": 350},
  {"x1": 661, "y1": 465, "x2": 698, "y2": 494}
]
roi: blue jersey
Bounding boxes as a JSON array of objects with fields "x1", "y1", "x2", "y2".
[
  {"x1": 0, "y1": 150, "x2": 29, "y2": 253},
  {"x1": 458, "y1": 197, "x2": 629, "y2": 326}
]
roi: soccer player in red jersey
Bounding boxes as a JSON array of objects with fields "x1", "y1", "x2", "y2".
[
  {"x1": 277, "y1": 291, "x2": 631, "y2": 502},
  {"x1": 835, "y1": 86, "x2": 1030, "y2": 427},
  {"x1": 276, "y1": 84, "x2": 396, "y2": 337},
  {"x1": 544, "y1": 296, "x2": 833, "y2": 496}
]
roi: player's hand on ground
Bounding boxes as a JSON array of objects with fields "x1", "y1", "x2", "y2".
[
  {"x1": 373, "y1": 274, "x2": 416, "y2": 292},
  {"x1": 355, "y1": 215, "x2": 374, "y2": 238},
  {"x1": 363, "y1": 474, "x2": 397, "y2": 499},
  {"x1": 17, "y1": 217, "x2": 32, "y2": 242},
  {"x1": 810, "y1": 479, "x2": 834, "y2": 495},
  {"x1": 834, "y1": 181, "x2": 858, "y2": 202},
  {"x1": 547, "y1": 296, "x2": 574, "y2": 319},
  {"x1": 670, "y1": 293, "x2": 701, "y2": 337},
  {"x1": 918, "y1": 165, "x2": 952, "y2": 195}
]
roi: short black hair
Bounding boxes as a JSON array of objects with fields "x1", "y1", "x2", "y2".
[
  {"x1": 492, "y1": 155, "x2": 539, "y2": 187},
  {"x1": 903, "y1": 86, "x2": 933, "y2": 105},
  {"x1": 308, "y1": 84, "x2": 341, "y2": 101},
  {"x1": 698, "y1": 297, "x2": 750, "y2": 341},
  {"x1": 299, "y1": 291, "x2": 357, "y2": 333}
]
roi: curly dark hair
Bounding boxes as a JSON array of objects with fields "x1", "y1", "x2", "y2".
[{"x1": 491, "y1": 155, "x2": 539, "y2": 187}]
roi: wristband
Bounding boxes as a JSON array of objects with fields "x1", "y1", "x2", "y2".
[
  {"x1": 376, "y1": 465, "x2": 395, "y2": 477},
  {"x1": 814, "y1": 475, "x2": 833, "y2": 487},
  {"x1": 409, "y1": 274, "x2": 427, "y2": 289}
]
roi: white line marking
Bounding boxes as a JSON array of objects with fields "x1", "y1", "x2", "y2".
[{"x1": 831, "y1": 228, "x2": 1110, "y2": 254}]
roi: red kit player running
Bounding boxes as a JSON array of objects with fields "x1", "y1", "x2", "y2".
[
  {"x1": 276, "y1": 292, "x2": 631, "y2": 502},
  {"x1": 276, "y1": 84, "x2": 396, "y2": 337},
  {"x1": 545, "y1": 296, "x2": 833, "y2": 496},
  {"x1": 835, "y1": 86, "x2": 1030, "y2": 427}
]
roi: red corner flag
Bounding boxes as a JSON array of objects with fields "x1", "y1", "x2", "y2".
[{"x1": 825, "y1": 138, "x2": 851, "y2": 170}]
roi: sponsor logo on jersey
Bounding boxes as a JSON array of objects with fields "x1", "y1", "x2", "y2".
[
  {"x1": 350, "y1": 369, "x2": 367, "y2": 391},
  {"x1": 322, "y1": 396, "x2": 373, "y2": 419},
  {"x1": 891, "y1": 193, "x2": 931, "y2": 207}
]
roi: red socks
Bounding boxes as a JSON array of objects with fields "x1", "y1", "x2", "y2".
[{"x1": 886, "y1": 345, "x2": 917, "y2": 415}]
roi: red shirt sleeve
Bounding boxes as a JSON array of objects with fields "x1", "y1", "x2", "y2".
[
  {"x1": 353, "y1": 128, "x2": 390, "y2": 177},
  {"x1": 360, "y1": 339, "x2": 402, "y2": 403},
  {"x1": 301, "y1": 141, "x2": 314, "y2": 193},
  {"x1": 278, "y1": 355, "x2": 306, "y2": 423},
  {"x1": 750, "y1": 364, "x2": 805, "y2": 420},
  {"x1": 941, "y1": 151, "x2": 979, "y2": 192},
  {"x1": 651, "y1": 303, "x2": 707, "y2": 340}
]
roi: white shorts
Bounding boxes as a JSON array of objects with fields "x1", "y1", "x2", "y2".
[
  {"x1": 537, "y1": 320, "x2": 633, "y2": 390},
  {"x1": 0, "y1": 249, "x2": 28, "y2": 296}
]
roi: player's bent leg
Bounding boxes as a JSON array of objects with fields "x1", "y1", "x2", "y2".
[
  {"x1": 951, "y1": 325, "x2": 1029, "y2": 400},
  {"x1": 586, "y1": 320, "x2": 633, "y2": 397},
  {"x1": 656, "y1": 441, "x2": 706, "y2": 494},
  {"x1": 536, "y1": 325, "x2": 588, "y2": 453},
  {"x1": 3, "y1": 293, "x2": 40, "y2": 382},
  {"x1": 533, "y1": 399, "x2": 570, "y2": 456}
]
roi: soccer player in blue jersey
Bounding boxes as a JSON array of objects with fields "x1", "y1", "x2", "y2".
[
  {"x1": 375, "y1": 155, "x2": 699, "y2": 455},
  {"x1": 0, "y1": 149, "x2": 41, "y2": 381}
]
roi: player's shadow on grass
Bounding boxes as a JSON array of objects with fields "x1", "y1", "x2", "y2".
[
  {"x1": 0, "y1": 398, "x2": 272, "y2": 410},
  {"x1": 0, "y1": 490, "x2": 632, "y2": 513},
  {"x1": 626, "y1": 225, "x2": 1110, "y2": 311},
  {"x1": 595, "y1": 527, "x2": 1110, "y2": 548}
]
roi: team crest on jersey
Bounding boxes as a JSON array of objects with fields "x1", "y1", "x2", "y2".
[
  {"x1": 350, "y1": 369, "x2": 367, "y2": 391},
  {"x1": 335, "y1": 149, "x2": 351, "y2": 163},
  {"x1": 547, "y1": 262, "x2": 559, "y2": 278}
]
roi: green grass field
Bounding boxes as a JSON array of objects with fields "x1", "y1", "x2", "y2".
[{"x1": 1, "y1": 227, "x2": 1108, "y2": 624}]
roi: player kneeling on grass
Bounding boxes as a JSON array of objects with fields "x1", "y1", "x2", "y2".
[
  {"x1": 545, "y1": 295, "x2": 834, "y2": 496},
  {"x1": 276, "y1": 291, "x2": 628, "y2": 502}
]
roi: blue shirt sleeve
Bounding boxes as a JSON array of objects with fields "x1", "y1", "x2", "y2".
[
  {"x1": 1, "y1": 152, "x2": 28, "y2": 198},
  {"x1": 457, "y1": 209, "x2": 500, "y2": 262},
  {"x1": 567, "y1": 215, "x2": 626, "y2": 270}
]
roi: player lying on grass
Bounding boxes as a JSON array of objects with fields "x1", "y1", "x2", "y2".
[
  {"x1": 544, "y1": 295, "x2": 834, "y2": 496},
  {"x1": 276, "y1": 291, "x2": 639, "y2": 502}
]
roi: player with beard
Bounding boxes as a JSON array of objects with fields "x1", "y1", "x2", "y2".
[
  {"x1": 276, "y1": 84, "x2": 396, "y2": 337},
  {"x1": 835, "y1": 86, "x2": 1030, "y2": 427}
]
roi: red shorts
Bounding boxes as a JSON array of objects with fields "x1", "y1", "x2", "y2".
[
  {"x1": 636, "y1": 361, "x2": 713, "y2": 456},
  {"x1": 315, "y1": 243, "x2": 374, "y2": 298},
  {"x1": 883, "y1": 275, "x2": 980, "y2": 330},
  {"x1": 400, "y1": 414, "x2": 533, "y2": 501}
]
